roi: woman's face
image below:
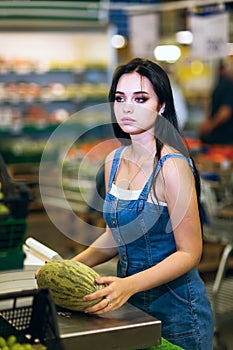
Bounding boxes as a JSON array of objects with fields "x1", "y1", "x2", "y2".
[{"x1": 113, "y1": 72, "x2": 160, "y2": 136}]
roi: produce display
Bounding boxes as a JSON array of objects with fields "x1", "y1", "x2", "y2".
[
  {"x1": 36, "y1": 260, "x2": 105, "y2": 312},
  {"x1": 0, "y1": 139, "x2": 48, "y2": 164},
  {"x1": 0, "y1": 181, "x2": 10, "y2": 217},
  {"x1": 0, "y1": 335, "x2": 46, "y2": 349},
  {"x1": 185, "y1": 138, "x2": 233, "y2": 167},
  {"x1": 0, "y1": 56, "x2": 108, "y2": 129}
]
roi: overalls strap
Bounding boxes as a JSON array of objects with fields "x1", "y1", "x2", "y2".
[
  {"x1": 139, "y1": 153, "x2": 194, "y2": 199},
  {"x1": 108, "y1": 148, "x2": 193, "y2": 200},
  {"x1": 107, "y1": 146, "x2": 127, "y2": 191}
]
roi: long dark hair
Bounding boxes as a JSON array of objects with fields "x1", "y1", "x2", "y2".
[
  {"x1": 108, "y1": 58, "x2": 182, "y2": 154},
  {"x1": 108, "y1": 57, "x2": 203, "y2": 225}
]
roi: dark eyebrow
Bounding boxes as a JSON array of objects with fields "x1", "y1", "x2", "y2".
[
  {"x1": 115, "y1": 91, "x2": 124, "y2": 94},
  {"x1": 115, "y1": 90, "x2": 149, "y2": 95}
]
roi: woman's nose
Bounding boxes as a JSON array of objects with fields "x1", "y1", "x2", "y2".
[{"x1": 123, "y1": 102, "x2": 134, "y2": 113}]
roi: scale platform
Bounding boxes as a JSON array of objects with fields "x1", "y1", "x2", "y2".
[{"x1": 0, "y1": 264, "x2": 161, "y2": 350}]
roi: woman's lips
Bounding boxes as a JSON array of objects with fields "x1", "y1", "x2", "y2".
[{"x1": 121, "y1": 117, "x2": 135, "y2": 124}]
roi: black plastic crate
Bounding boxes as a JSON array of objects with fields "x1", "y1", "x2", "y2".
[{"x1": 0, "y1": 288, "x2": 64, "y2": 350}]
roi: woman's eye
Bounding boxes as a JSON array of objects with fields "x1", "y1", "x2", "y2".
[
  {"x1": 135, "y1": 97, "x2": 148, "y2": 103},
  {"x1": 114, "y1": 95, "x2": 149, "y2": 103},
  {"x1": 115, "y1": 96, "x2": 125, "y2": 102}
]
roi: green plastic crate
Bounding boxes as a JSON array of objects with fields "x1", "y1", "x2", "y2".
[{"x1": 0, "y1": 217, "x2": 27, "y2": 270}]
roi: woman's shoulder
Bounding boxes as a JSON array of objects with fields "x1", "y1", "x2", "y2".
[
  {"x1": 160, "y1": 146, "x2": 192, "y2": 171},
  {"x1": 161, "y1": 145, "x2": 190, "y2": 160},
  {"x1": 105, "y1": 145, "x2": 126, "y2": 162},
  {"x1": 105, "y1": 145, "x2": 126, "y2": 170}
]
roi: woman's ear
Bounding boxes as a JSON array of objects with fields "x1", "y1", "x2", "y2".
[{"x1": 159, "y1": 103, "x2": 165, "y2": 114}]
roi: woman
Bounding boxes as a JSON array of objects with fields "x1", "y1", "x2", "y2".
[{"x1": 72, "y1": 58, "x2": 214, "y2": 349}]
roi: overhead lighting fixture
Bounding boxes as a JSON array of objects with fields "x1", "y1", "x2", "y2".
[
  {"x1": 111, "y1": 34, "x2": 127, "y2": 49},
  {"x1": 154, "y1": 45, "x2": 181, "y2": 62},
  {"x1": 176, "y1": 31, "x2": 193, "y2": 45},
  {"x1": 190, "y1": 60, "x2": 204, "y2": 75},
  {"x1": 227, "y1": 42, "x2": 233, "y2": 55}
]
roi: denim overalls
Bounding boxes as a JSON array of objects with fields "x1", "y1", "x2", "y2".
[{"x1": 103, "y1": 146, "x2": 214, "y2": 350}]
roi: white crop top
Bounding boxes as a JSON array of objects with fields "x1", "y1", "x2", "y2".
[{"x1": 109, "y1": 183, "x2": 167, "y2": 206}]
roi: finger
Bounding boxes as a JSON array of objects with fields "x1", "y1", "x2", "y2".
[
  {"x1": 84, "y1": 296, "x2": 111, "y2": 314},
  {"x1": 83, "y1": 280, "x2": 113, "y2": 302},
  {"x1": 83, "y1": 288, "x2": 107, "y2": 302},
  {"x1": 105, "y1": 296, "x2": 113, "y2": 308},
  {"x1": 34, "y1": 268, "x2": 41, "y2": 279},
  {"x1": 84, "y1": 298, "x2": 109, "y2": 314},
  {"x1": 95, "y1": 276, "x2": 116, "y2": 285}
]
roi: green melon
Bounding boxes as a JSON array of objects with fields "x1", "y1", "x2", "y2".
[{"x1": 36, "y1": 259, "x2": 105, "y2": 312}]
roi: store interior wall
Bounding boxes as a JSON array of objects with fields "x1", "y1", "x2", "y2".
[
  {"x1": 0, "y1": 8, "x2": 231, "y2": 207},
  {"x1": 0, "y1": 32, "x2": 215, "y2": 133}
]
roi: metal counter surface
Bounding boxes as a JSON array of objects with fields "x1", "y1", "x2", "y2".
[{"x1": 0, "y1": 265, "x2": 161, "y2": 350}]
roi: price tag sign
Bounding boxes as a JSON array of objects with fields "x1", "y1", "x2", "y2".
[
  {"x1": 189, "y1": 11, "x2": 229, "y2": 59},
  {"x1": 129, "y1": 13, "x2": 159, "y2": 57}
]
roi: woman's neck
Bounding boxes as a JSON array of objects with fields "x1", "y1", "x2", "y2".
[{"x1": 129, "y1": 134, "x2": 157, "y2": 160}]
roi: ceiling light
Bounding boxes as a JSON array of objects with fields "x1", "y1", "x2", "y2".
[
  {"x1": 154, "y1": 45, "x2": 181, "y2": 62},
  {"x1": 176, "y1": 31, "x2": 193, "y2": 45},
  {"x1": 111, "y1": 35, "x2": 127, "y2": 49},
  {"x1": 227, "y1": 42, "x2": 233, "y2": 55},
  {"x1": 190, "y1": 60, "x2": 204, "y2": 75}
]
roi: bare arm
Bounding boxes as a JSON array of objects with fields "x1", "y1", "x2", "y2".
[
  {"x1": 210, "y1": 105, "x2": 232, "y2": 128},
  {"x1": 72, "y1": 227, "x2": 118, "y2": 267}
]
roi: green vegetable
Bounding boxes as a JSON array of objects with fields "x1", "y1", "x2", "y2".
[
  {"x1": 0, "y1": 338, "x2": 6, "y2": 348},
  {"x1": 36, "y1": 260, "x2": 105, "y2": 312},
  {"x1": 138, "y1": 337, "x2": 184, "y2": 350},
  {"x1": 0, "y1": 336, "x2": 46, "y2": 349},
  {"x1": 0, "y1": 203, "x2": 9, "y2": 215},
  {"x1": 22, "y1": 345, "x2": 32, "y2": 350},
  {"x1": 6, "y1": 336, "x2": 16, "y2": 347}
]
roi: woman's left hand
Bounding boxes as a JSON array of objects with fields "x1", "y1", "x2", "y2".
[
  {"x1": 83, "y1": 276, "x2": 132, "y2": 315},
  {"x1": 34, "y1": 261, "x2": 48, "y2": 279}
]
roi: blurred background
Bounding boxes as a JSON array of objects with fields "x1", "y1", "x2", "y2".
[
  {"x1": 0, "y1": 2, "x2": 233, "y2": 348},
  {"x1": 0, "y1": 1, "x2": 232, "y2": 141},
  {"x1": 0, "y1": 0, "x2": 232, "y2": 275},
  {"x1": 0, "y1": 2, "x2": 232, "y2": 258}
]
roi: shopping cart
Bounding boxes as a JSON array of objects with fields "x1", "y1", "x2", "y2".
[{"x1": 201, "y1": 176, "x2": 233, "y2": 350}]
